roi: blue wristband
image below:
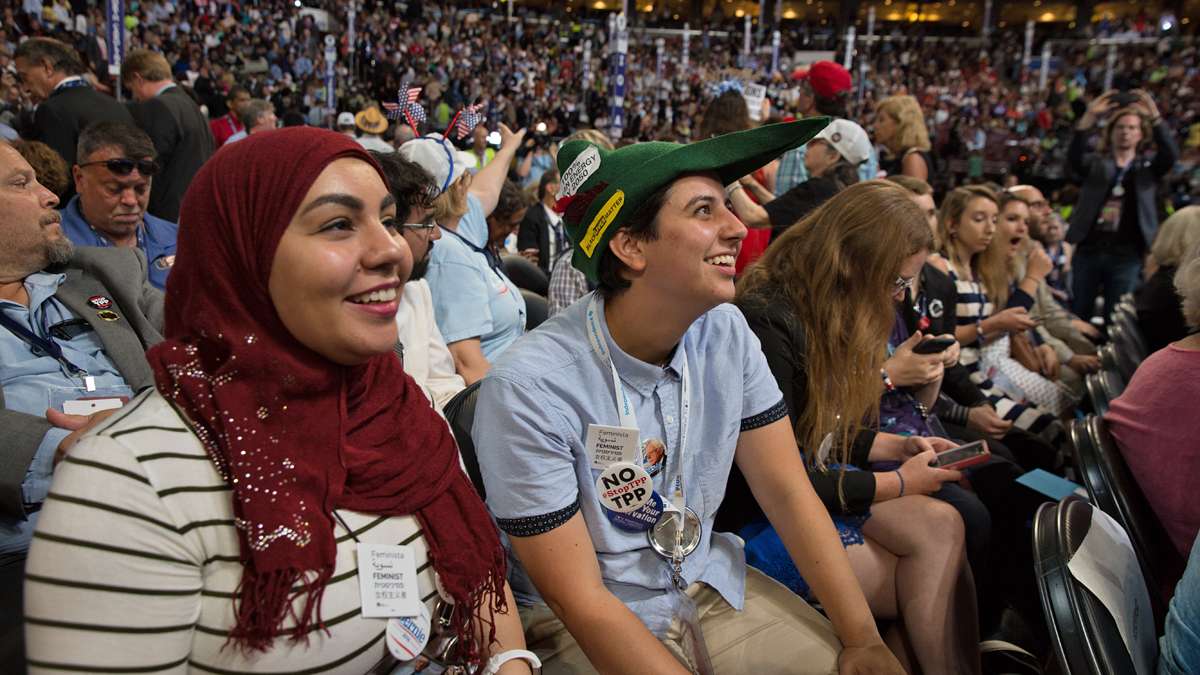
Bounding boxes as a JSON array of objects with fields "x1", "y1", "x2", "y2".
[{"x1": 895, "y1": 469, "x2": 905, "y2": 497}]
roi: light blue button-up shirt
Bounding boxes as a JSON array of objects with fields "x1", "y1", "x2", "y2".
[
  {"x1": 0, "y1": 272, "x2": 128, "y2": 555},
  {"x1": 426, "y1": 193, "x2": 526, "y2": 361},
  {"x1": 472, "y1": 294, "x2": 787, "y2": 635},
  {"x1": 59, "y1": 196, "x2": 179, "y2": 290}
]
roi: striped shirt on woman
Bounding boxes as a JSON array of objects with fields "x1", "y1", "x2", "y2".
[
  {"x1": 25, "y1": 390, "x2": 442, "y2": 674},
  {"x1": 950, "y1": 270, "x2": 1066, "y2": 446}
]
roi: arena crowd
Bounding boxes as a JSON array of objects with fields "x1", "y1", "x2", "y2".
[{"x1": 1, "y1": 1, "x2": 1199, "y2": 674}]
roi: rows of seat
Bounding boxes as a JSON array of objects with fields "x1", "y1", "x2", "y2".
[{"x1": 1036, "y1": 301, "x2": 1186, "y2": 674}]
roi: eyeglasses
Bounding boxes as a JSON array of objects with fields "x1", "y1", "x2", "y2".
[
  {"x1": 78, "y1": 158, "x2": 159, "y2": 177},
  {"x1": 401, "y1": 220, "x2": 437, "y2": 234}
]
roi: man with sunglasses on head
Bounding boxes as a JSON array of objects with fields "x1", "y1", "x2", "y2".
[
  {"x1": 60, "y1": 122, "x2": 178, "y2": 290},
  {"x1": 371, "y1": 150, "x2": 467, "y2": 412}
]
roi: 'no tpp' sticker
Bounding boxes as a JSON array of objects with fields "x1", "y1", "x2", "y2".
[{"x1": 595, "y1": 461, "x2": 653, "y2": 513}]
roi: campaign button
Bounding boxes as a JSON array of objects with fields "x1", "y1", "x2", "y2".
[
  {"x1": 386, "y1": 604, "x2": 431, "y2": 662},
  {"x1": 88, "y1": 295, "x2": 112, "y2": 310},
  {"x1": 594, "y1": 461, "x2": 652, "y2": 513},
  {"x1": 606, "y1": 491, "x2": 664, "y2": 532}
]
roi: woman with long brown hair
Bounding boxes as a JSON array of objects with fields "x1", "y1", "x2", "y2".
[{"x1": 721, "y1": 181, "x2": 981, "y2": 674}]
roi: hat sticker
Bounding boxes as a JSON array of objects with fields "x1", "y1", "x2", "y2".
[
  {"x1": 557, "y1": 146, "x2": 602, "y2": 201},
  {"x1": 580, "y1": 190, "x2": 625, "y2": 258}
]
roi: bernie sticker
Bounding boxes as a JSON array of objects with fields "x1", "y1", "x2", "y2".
[
  {"x1": 386, "y1": 603, "x2": 431, "y2": 662},
  {"x1": 595, "y1": 460, "x2": 653, "y2": 513},
  {"x1": 87, "y1": 295, "x2": 112, "y2": 310},
  {"x1": 557, "y1": 145, "x2": 602, "y2": 200},
  {"x1": 580, "y1": 190, "x2": 625, "y2": 258}
]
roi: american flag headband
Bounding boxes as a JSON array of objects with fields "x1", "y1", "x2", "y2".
[
  {"x1": 445, "y1": 103, "x2": 484, "y2": 141},
  {"x1": 383, "y1": 83, "x2": 426, "y2": 132}
]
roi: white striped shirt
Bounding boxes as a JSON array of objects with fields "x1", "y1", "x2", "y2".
[{"x1": 25, "y1": 390, "x2": 441, "y2": 674}]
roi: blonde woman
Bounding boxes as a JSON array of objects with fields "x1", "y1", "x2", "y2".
[
  {"x1": 875, "y1": 95, "x2": 932, "y2": 181},
  {"x1": 1138, "y1": 206, "x2": 1200, "y2": 352},
  {"x1": 936, "y1": 186, "x2": 1068, "y2": 448}
]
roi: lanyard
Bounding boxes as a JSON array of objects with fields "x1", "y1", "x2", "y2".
[
  {"x1": 584, "y1": 294, "x2": 690, "y2": 511},
  {"x1": 439, "y1": 224, "x2": 506, "y2": 280},
  {"x1": 0, "y1": 309, "x2": 95, "y2": 390}
]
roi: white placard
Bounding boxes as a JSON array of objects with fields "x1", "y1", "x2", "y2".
[
  {"x1": 356, "y1": 543, "x2": 422, "y2": 618},
  {"x1": 1065, "y1": 508, "x2": 1157, "y2": 675},
  {"x1": 585, "y1": 423, "x2": 640, "y2": 470},
  {"x1": 744, "y1": 83, "x2": 767, "y2": 122}
]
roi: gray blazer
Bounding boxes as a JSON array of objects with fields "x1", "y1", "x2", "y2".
[{"x1": 0, "y1": 247, "x2": 164, "y2": 519}]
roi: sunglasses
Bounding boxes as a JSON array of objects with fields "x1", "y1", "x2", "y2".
[{"x1": 78, "y1": 158, "x2": 159, "y2": 177}]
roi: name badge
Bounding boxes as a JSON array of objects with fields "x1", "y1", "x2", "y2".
[
  {"x1": 585, "y1": 423, "x2": 640, "y2": 470},
  {"x1": 63, "y1": 396, "x2": 128, "y2": 416},
  {"x1": 356, "y1": 543, "x2": 421, "y2": 618}
]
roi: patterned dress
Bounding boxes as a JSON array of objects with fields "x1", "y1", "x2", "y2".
[{"x1": 951, "y1": 270, "x2": 1068, "y2": 446}]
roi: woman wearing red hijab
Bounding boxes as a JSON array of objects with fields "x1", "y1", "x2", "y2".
[{"x1": 24, "y1": 128, "x2": 536, "y2": 674}]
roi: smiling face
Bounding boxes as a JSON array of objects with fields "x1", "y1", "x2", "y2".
[
  {"x1": 622, "y1": 173, "x2": 747, "y2": 312},
  {"x1": 998, "y1": 200, "x2": 1031, "y2": 261},
  {"x1": 0, "y1": 143, "x2": 69, "y2": 281},
  {"x1": 951, "y1": 196, "x2": 998, "y2": 256},
  {"x1": 267, "y1": 158, "x2": 411, "y2": 366}
]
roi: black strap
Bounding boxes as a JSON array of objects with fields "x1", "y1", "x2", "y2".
[
  {"x1": 0, "y1": 310, "x2": 87, "y2": 376},
  {"x1": 439, "y1": 225, "x2": 505, "y2": 277}
]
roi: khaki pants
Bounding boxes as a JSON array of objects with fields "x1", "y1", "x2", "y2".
[{"x1": 521, "y1": 568, "x2": 840, "y2": 674}]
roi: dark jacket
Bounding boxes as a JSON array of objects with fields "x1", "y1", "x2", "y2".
[
  {"x1": 764, "y1": 174, "x2": 840, "y2": 241},
  {"x1": 28, "y1": 82, "x2": 135, "y2": 196},
  {"x1": 1066, "y1": 122, "x2": 1179, "y2": 250},
  {"x1": 716, "y1": 285, "x2": 878, "y2": 535},
  {"x1": 903, "y1": 262, "x2": 988, "y2": 426},
  {"x1": 516, "y1": 202, "x2": 559, "y2": 276},
  {"x1": 0, "y1": 247, "x2": 163, "y2": 520},
  {"x1": 1135, "y1": 265, "x2": 1187, "y2": 354},
  {"x1": 128, "y1": 85, "x2": 215, "y2": 222}
]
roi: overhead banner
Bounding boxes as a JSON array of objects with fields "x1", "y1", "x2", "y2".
[
  {"x1": 609, "y1": 13, "x2": 628, "y2": 140},
  {"x1": 106, "y1": 0, "x2": 126, "y2": 77}
]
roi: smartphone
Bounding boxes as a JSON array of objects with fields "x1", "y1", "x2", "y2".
[
  {"x1": 912, "y1": 337, "x2": 957, "y2": 354},
  {"x1": 932, "y1": 440, "x2": 990, "y2": 471}
]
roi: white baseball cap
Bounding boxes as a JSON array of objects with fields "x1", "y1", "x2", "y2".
[
  {"x1": 397, "y1": 134, "x2": 478, "y2": 195},
  {"x1": 811, "y1": 118, "x2": 872, "y2": 165},
  {"x1": 336, "y1": 111, "x2": 355, "y2": 127}
]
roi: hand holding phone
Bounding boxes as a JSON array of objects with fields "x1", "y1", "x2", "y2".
[
  {"x1": 912, "y1": 337, "x2": 956, "y2": 355},
  {"x1": 932, "y1": 440, "x2": 990, "y2": 471}
]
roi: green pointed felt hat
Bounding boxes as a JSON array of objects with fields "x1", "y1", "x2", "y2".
[{"x1": 554, "y1": 118, "x2": 831, "y2": 283}]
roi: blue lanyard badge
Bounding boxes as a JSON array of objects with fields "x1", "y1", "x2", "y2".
[{"x1": 0, "y1": 310, "x2": 94, "y2": 390}]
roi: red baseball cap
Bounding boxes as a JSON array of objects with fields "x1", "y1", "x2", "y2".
[{"x1": 792, "y1": 61, "x2": 853, "y2": 99}]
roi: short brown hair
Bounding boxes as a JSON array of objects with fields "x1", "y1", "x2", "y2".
[
  {"x1": 121, "y1": 49, "x2": 172, "y2": 83},
  {"x1": 14, "y1": 38, "x2": 85, "y2": 76},
  {"x1": 12, "y1": 140, "x2": 69, "y2": 199}
]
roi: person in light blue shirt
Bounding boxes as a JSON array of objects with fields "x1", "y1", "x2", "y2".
[
  {"x1": 59, "y1": 121, "x2": 177, "y2": 290},
  {"x1": 473, "y1": 124, "x2": 904, "y2": 673},
  {"x1": 1161, "y1": 535, "x2": 1200, "y2": 675},
  {"x1": 401, "y1": 126, "x2": 529, "y2": 384},
  {"x1": 775, "y1": 136, "x2": 880, "y2": 194}
]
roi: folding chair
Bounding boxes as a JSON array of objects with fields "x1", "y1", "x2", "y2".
[{"x1": 1033, "y1": 496, "x2": 1152, "y2": 674}]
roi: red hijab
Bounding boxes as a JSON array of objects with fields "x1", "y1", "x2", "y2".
[{"x1": 148, "y1": 128, "x2": 506, "y2": 658}]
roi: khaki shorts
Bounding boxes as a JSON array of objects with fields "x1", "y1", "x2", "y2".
[{"x1": 520, "y1": 568, "x2": 841, "y2": 674}]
